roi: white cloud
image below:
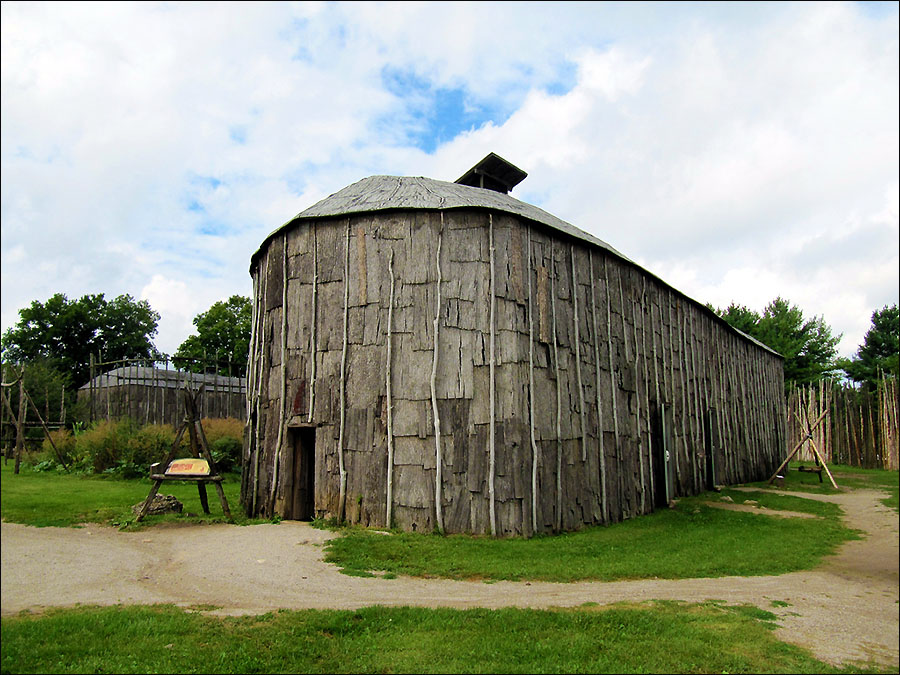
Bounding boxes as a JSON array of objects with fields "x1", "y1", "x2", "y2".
[{"x1": 2, "y1": 1, "x2": 897, "y2": 365}]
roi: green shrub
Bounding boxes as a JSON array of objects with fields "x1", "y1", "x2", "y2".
[
  {"x1": 210, "y1": 436, "x2": 242, "y2": 473},
  {"x1": 39, "y1": 428, "x2": 77, "y2": 466},
  {"x1": 127, "y1": 423, "x2": 176, "y2": 468},
  {"x1": 32, "y1": 417, "x2": 243, "y2": 477},
  {"x1": 75, "y1": 420, "x2": 122, "y2": 474},
  {"x1": 200, "y1": 418, "x2": 244, "y2": 446}
]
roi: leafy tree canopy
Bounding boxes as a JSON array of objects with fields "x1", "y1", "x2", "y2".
[
  {"x1": 173, "y1": 295, "x2": 251, "y2": 376},
  {"x1": 1, "y1": 293, "x2": 161, "y2": 388},
  {"x1": 839, "y1": 304, "x2": 899, "y2": 388},
  {"x1": 710, "y1": 297, "x2": 841, "y2": 388}
]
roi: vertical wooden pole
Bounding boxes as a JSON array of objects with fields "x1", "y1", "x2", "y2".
[
  {"x1": 631, "y1": 278, "x2": 646, "y2": 513},
  {"x1": 616, "y1": 267, "x2": 633, "y2": 516},
  {"x1": 639, "y1": 279, "x2": 653, "y2": 505},
  {"x1": 550, "y1": 240, "x2": 563, "y2": 532},
  {"x1": 385, "y1": 249, "x2": 396, "y2": 528},
  {"x1": 571, "y1": 246, "x2": 587, "y2": 463},
  {"x1": 89, "y1": 353, "x2": 95, "y2": 424},
  {"x1": 337, "y1": 219, "x2": 351, "y2": 523},
  {"x1": 15, "y1": 378, "x2": 25, "y2": 474},
  {"x1": 431, "y1": 215, "x2": 445, "y2": 533},
  {"x1": 252, "y1": 255, "x2": 269, "y2": 514},
  {"x1": 527, "y1": 227, "x2": 540, "y2": 533},
  {"x1": 269, "y1": 234, "x2": 289, "y2": 516},
  {"x1": 589, "y1": 251, "x2": 608, "y2": 523},
  {"x1": 308, "y1": 222, "x2": 318, "y2": 424},
  {"x1": 604, "y1": 260, "x2": 621, "y2": 519},
  {"x1": 488, "y1": 213, "x2": 497, "y2": 536}
]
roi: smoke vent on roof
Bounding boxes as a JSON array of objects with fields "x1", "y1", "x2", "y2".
[{"x1": 455, "y1": 152, "x2": 527, "y2": 194}]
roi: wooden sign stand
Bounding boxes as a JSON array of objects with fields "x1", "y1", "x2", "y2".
[
  {"x1": 767, "y1": 408, "x2": 838, "y2": 489},
  {"x1": 136, "y1": 385, "x2": 232, "y2": 522}
]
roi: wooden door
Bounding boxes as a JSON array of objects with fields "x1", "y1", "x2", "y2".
[{"x1": 288, "y1": 427, "x2": 316, "y2": 520}]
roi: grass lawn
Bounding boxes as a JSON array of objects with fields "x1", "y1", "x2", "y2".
[
  {"x1": 745, "y1": 462, "x2": 899, "y2": 513},
  {"x1": 1, "y1": 459, "x2": 895, "y2": 674},
  {"x1": 320, "y1": 464, "x2": 897, "y2": 582},
  {"x1": 0, "y1": 460, "x2": 262, "y2": 528},
  {"x1": 0, "y1": 602, "x2": 887, "y2": 674}
]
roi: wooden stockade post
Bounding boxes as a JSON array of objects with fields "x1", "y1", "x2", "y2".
[
  {"x1": 1, "y1": 368, "x2": 70, "y2": 473},
  {"x1": 137, "y1": 386, "x2": 232, "y2": 522},
  {"x1": 768, "y1": 408, "x2": 838, "y2": 489}
]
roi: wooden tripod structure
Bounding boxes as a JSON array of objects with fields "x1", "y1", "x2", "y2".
[
  {"x1": 1, "y1": 368, "x2": 70, "y2": 474},
  {"x1": 136, "y1": 386, "x2": 232, "y2": 522},
  {"x1": 767, "y1": 408, "x2": 838, "y2": 489}
]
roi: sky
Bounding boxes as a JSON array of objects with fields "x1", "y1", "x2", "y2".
[{"x1": 2, "y1": 1, "x2": 898, "y2": 360}]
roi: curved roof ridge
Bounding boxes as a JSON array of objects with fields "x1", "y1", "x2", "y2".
[
  {"x1": 250, "y1": 174, "x2": 780, "y2": 359},
  {"x1": 253, "y1": 174, "x2": 630, "y2": 264}
]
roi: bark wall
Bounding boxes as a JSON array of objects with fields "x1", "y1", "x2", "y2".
[{"x1": 242, "y1": 210, "x2": 785, "y2": 535}]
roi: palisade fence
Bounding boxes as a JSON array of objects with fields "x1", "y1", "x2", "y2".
[
  {"x1": 80, "y1": 354, "x2": 248, "y2": 427},
  {"x1": 786, "y1": 376, "x2": 899, "y2": 470}
]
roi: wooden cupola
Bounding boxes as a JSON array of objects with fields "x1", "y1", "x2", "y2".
[{"x1": 455, "y1": 152, "x2": 527, "y2": 194}]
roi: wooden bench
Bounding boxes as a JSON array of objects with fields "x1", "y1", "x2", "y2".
[{"x1": 797, "y1": 465, "x2": 824, "y2": 483}]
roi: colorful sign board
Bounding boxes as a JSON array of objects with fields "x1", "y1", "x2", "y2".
[{"x1": 165, "y1": 458, "x2": 210, "y2": 476}]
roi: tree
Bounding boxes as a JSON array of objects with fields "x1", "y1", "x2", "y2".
[
  {"x1": 1, "y1": 293, "x2": 161, "y2": 388},
  {"x1": 711, "y1": 297, "x2": 841, "y2": 388},
  {"x1": 840, "y1": 304, "x2": 899, "y2": 388},
  {"x1": 173, "y1": 295, "x2": 251, "y2": 376}
]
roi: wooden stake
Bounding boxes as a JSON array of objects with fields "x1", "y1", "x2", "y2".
[
  {"x1": 488, "y1": 213, "x2": 497, "y2": 536},
  {"x1": 431, "y1": 215, "x2": 445, "y2": 533},
  {"x1": 767, "y1": 409, "x2": 828, "y2": 484},
  {"x1": 616, "y1": 267, "x2": 631, "y2": 517},
  {"x1": 550, "y1": 240, "x2": 562, "y2": 532},
  {"x1": 269, "y1": 234, "x2": 289, "y2": 515},
  {"x1": 337, "y1": 219, "x2": 350, "y2": 523},
  {"x1": 630, "y1": 279, "x2": 646, "y2": 513},
  {"x1": 24, "y1": 389, "x2": 69, "y2": 471},
  {"x1": 308, "y1": 222, "x2": 318, "y2": 424},
  {"x1": 589, "y1": 251, "x2": 608, "y2": 523},
  {"x1": 252, "y1": 254, "x2": 269, "y2": 514},
  {"x1": 571, "y1": 245, "x2": 587, "y2": 463},
  {"x1": 15, "y1": 378, "x2": 25, "y2": 474},
  {"x1": 527, "y1": 227, "x2": 540, "y2": 534},
  {"x1": 385, "y1": 249, "x2": 396, "y2": 528},
  {"x1": 603, "y1": 260, "x2": 620, "y2": 517}
]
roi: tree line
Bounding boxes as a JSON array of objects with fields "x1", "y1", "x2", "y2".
[{"x1": 708, "y1": 298, "x2": 898, "y2": 391}]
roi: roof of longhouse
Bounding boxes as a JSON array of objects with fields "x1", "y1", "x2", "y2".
[{"x1": 250, "y1": 173, "x2": 781, "y2": 359}]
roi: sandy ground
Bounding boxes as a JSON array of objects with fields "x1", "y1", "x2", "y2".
[{"x1": 2, "y1": 487, "x2": 897, "y2": 669}]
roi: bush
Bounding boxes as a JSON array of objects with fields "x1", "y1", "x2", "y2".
[
  {"x1": 30, "y1": 417, "x2": 244, "y2": 477},
  {"x1": 200, "y1": 418, "x2": 244, "y2": 446},
  {"x1": 75, "y1": 420, "x2": 122, "y2": 474},
  {"x1": 39, "y1": 428, "x2": 77, "y2": 466}
]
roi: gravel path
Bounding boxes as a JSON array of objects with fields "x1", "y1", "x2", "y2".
[{"x1": 2, "y1": 487, "x2": 897, "y2": 669}]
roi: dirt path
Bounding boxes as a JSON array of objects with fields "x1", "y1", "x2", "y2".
[{"x1": 2, "y1": 487, "x2": 897, "y2": 669}]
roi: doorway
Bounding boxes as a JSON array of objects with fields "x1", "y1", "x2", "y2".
[
  {"x1": 286, "y1": 427, "x2": 316, "y2": 520},
  {"x1": 651, "y1": 402, "x2": 674, "y2": 509}
]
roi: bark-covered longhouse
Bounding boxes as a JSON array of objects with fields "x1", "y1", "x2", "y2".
[{"x1": 241, "y1": 154, "x2": 785, "y2": 536}]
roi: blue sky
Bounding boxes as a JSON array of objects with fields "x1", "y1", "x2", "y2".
[{"x1": 1, "y1": 1, "x2": 898, "y2": 358}]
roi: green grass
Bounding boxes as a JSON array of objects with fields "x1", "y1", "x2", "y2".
[
  {"x1": 0, "y1": 603, "x2": 886, "y2": 674},
  {"x1": 716, "y1": 488, "x2": 844, "y2": 517},
  {"x1": 323, "y1": 490, "x2": 858, "y2": 582},
  {"x1": 747, "y1": 463, "x2": 899, "y2": 513},
  {"x1": 0, "y1": 460, "x2": 264, "y2": 529}
]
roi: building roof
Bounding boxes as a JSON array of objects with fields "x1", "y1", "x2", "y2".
[
  {"x1": 252, "y1": 174, "x2": 632, "y2": 266},
  {"x1": 250, "y1": 172, "x2": 781, "y2": 359}
]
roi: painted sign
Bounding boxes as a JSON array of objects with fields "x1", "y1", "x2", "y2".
[{"x1": 165, "y1": 458, "x2": 210, "y2": 476}]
